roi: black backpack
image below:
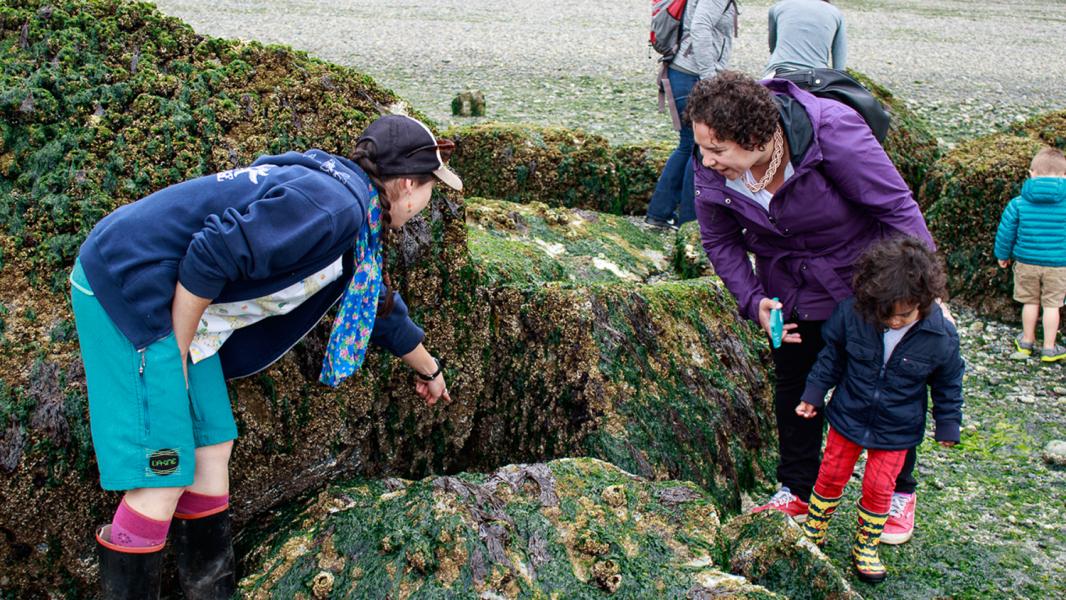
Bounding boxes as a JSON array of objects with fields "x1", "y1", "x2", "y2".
[{"x1": 775, "y1": 68, "x2": 891, "y2": 143}]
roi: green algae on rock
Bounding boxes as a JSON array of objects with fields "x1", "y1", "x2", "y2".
[
  {"x1": 0, "y1": 0, "x2": 415, "y2": 293},
  {"x1": 720, "y1": 512, "x2": 860, "y2": 600},
  {"x1": 238, "y1": 458, "x2": 783, "y2": 599},
  {"x1": 847, "y1": 70, "x2": 940, "y2": 197},
  {"x1": 673, "y1": 220, "x2": 714, "y2": 280},
  {"x1": 920, "y1": 128, "x2": 1061, "y2": 324},
  {"x1": 445, "y1": 122, "x2": 671, "y2": 215},
  {"x1": 472, "y1": 279, "x2": 775, "y2": 513},
  {"x1": 466, "y1": 196, "x2": 675, "y2": 285}
]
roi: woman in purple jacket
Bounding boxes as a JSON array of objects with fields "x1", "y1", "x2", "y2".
[{"x1": 686, "y1": 71, "x2": 937, "y2": 542}]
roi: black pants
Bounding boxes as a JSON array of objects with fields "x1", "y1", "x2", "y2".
[{"x1": 772, "y1": 320, "x2": 917, "y2": 500}]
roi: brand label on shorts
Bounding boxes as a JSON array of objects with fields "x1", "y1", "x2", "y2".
[{"x1": 148, "y1": 449, "x2": 179, "y2": 476}]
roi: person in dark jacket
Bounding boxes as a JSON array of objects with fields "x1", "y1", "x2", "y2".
[
  {"x1": 687, "y1": 71, "x2": 951, "y2": 541},
  {"x1": 70, "y1": 114, "x2": 462, "y2": 599},
  {"x1": 794, "y1": 237, "x2": 964, "y2": 584}
]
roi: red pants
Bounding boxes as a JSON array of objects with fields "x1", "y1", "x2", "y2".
[{"x1": 813, "y1": 427, "x2": 907, "y2": 514}]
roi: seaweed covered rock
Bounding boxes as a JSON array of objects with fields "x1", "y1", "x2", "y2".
[
  {"x1": 470, "y1": 279, "x2": 774, "y2": 511},
  {"x1": 238, "y1": 458, "x2": 782, "y2": 599},
  {"x1": 1009, "y1": 109, "x2": 1066, "y2": 149},
  {"x1": 848, "y1": 70, "x2": 940, "y2": 196},
  {"x1": 612, "y1": 141, "x2": 675, "y2": 215},
  {"x1": 466, "y1": 197, "x2": 675, "y2": 285},
  {"x1": 0, "y1": 1, "x2": 776, "y2": 597},
  {"x1": 446, "y1": 123, "x2": 671, "y2": 215},
  {"x1": 920, "y1": 130, "x2": 1057, "y2": 322},
  {"x1": 720, "y1": 512, "x2": 860, "y2": 600},
  {"x1": 0, "y1": 0, "x2": 415, "y2": 293},
  {"x1": 673, "y1": 220, "x2": 714, "y2": 280}
]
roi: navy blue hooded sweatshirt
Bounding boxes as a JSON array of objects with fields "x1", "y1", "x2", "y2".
[
  {"x1": 78, "y1": 150, "x2": 424, "y2": 379},
  {"x1": 799, "y1": 297, "x2": 964, "y2": 450}
]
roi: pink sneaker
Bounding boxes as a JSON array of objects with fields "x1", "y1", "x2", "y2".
[
  {"x1": 881, "y1": 492, "x2": 916, "y2": 544},
  {"x1": 752, "y1": 487, "x2": 809, "y2": 523}
]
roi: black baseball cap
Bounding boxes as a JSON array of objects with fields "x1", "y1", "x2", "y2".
[{"x1": 357, "y1": 114, "x2": 463, "y2": 191}]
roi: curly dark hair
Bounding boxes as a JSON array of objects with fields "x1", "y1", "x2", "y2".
[
  {"x1": 683, "y1": 71, "x2": 779, "y2": 151},
  {"x1": 852, "y1": 236, "x2": 948, "y2": 325}
]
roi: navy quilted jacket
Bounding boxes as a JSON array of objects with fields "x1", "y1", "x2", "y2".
[{"x1": 800, "y1": 297, "x2": 964, "y2": 450}]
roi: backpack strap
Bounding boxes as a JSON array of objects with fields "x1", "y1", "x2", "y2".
[{"x1": 657, "y1": 63, "x2": 683, "y2": 131}]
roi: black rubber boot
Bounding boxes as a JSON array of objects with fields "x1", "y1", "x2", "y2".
[
  {"x1": 96, "y1": 525, "x2": 164, "y2": 599},
  {"x1": 170, "y1": 509, "x2": 236, "y2": 600}
]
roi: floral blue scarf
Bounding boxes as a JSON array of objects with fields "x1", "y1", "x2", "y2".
[{"x1": 319, "y1": 190, "x2": 383, "y2": 387}]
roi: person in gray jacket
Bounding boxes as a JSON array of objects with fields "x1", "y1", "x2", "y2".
[
  {"x1": 764, "y1": 0, "x2": 847, "y2": 77},
  {"x1": 646, "y1": 0, "x2": 737, "y2": 229}
]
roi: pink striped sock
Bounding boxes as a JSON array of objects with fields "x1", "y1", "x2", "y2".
[
  {"x1": 109, "y1": 498, "x2": 170, "y2": 548},
  {"x1": 175, "y1": 490, "x2": 229, "y2": 518}
]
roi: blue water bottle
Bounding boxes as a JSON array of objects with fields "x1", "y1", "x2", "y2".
[{"x1": 769, "y1": 297, "x2": 784, "y2": 349}]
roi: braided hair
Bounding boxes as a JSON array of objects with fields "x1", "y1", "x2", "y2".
[{"x1": 350, "y1": 139, "x2": 433, "y2": 317}]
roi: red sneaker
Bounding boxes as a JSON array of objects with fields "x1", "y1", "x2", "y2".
[
  {"x1": 752, "y1": 488, "x2": 809, "y2": 523},
  {"x1": 881, "y1": 492, "x2": 916, "y2": 545}
]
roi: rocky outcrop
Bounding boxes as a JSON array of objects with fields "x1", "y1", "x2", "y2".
[
  {"x1": 237, "y1": 458, "x2": 784, "y2": 599},
  {"x1": 445, "y1": 123, "x2": 671, "y2": 215},
  {"x1": 720, "y1": 512, "x2": 860, "y2": 600},
  {"x1": 921, "y1": 110, "x2": 1066, "y2": 323},
  {"x1": 0, "y1": 2, "x2": 776, "y2": 596}
]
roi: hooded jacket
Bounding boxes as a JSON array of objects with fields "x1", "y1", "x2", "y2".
[
  {"x1": 693, "y1": 79, "x2": 934, "y2": 323},
  {"x1": 78, "y1": 150, "x2": 424, "y2": 379},
  {"x1": 670, "y1": 0, "x2": 736, "y2": 79},
  {"x1": 993, "y1": 177, "x2": 1066, "y2": 267},
  {"x1": 800, "y1": 297, "x2": 964, "y2": 450}
]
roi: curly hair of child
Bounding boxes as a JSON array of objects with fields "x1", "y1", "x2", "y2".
[{"x1": 852, "y1": 236, "x2": 948, "y2": 324}]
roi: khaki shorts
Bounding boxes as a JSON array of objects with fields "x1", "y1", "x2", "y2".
[{"x1": 1013, "y1": 262, "x2": 1066, "y2": 307}]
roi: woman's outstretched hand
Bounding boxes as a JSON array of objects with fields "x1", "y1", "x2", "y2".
[
  {"x1": 402, "y1": 344, "x2": 452, "y2": 406},
  {"x1": 757, "y1": 297, "x2": 802, "y2": 344},
  {"x1": 416, "y1": 373, "x2": 451, "y2": 406}
]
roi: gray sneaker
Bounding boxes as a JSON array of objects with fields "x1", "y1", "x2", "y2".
[
  {"x1": 1041, "y1": 344, "x2": 1066, "y2": 363},
  {"x1": 1014, "y1": 334, "x2": 1034, "y2": 357}
]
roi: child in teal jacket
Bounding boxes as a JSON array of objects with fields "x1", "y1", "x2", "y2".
[{"x1": 993, "y1": 147, "x2": 1066, "y2": 362}]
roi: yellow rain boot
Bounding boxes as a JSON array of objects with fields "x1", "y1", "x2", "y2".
[
  {"x1": 852, "y1": 503, "x2": 890, "y2": 584},
  {"x1": 800, "y1": 491, "x2": 842, "y2": 547}
]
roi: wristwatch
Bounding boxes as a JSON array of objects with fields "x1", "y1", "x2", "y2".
[{"x1": 416, "y1": 357, "x2": 443, "y2": 381}]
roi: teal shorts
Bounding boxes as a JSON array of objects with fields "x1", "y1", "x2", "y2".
[{"x1": 70, "y1": 260, "x2": 238, "y2": 491}]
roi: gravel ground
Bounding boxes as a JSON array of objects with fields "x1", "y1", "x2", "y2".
[{"x1": 151, "y1": 0, "x2": 1066, "y2": 145}]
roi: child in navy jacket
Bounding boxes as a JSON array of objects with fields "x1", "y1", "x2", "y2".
[{"x1": 794, "y1": 237, "x2": 965, "y2": 584}]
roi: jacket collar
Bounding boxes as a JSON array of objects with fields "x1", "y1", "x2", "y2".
[
  {"x1": 773, "y1": 93, "x2": 813, "y2": 165},
  {"x1": 911, "y1": 304, "x2": 948, "y2": 336},
  {"x1": 763, "y1": 79, "x2": 825, "y2": 169}
]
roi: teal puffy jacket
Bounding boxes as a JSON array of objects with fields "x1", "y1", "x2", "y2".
[{"x1": 994, "y1": 177, "x2": 1066, "y2": 267}]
